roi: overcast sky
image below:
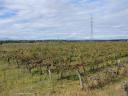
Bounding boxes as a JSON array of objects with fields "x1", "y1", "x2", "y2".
[{"x1": 0, "y1": 0, "x2": 128, "y2": 40}]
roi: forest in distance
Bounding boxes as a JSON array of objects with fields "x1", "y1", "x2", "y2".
[{"x1": 0, "y1": 41, "x2": 128, "y2": 96}]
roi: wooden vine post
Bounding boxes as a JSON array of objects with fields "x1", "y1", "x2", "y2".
[
  {"x1": 48, "y1": 67, "x2": 52, "y2": 81},
  {"x1": 76, "y1": 70, "x2": 84, "y2": 90},
  {"x1": 47, "y1": 64, "x2": 55, "y2": 94},
  {"x1": 74, "y1": 64, "x2": 85, "y2": 90}
]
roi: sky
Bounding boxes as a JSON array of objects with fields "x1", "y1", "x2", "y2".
[{"x1": 0, "y1": 0, "x2": 128, "y2": 40}]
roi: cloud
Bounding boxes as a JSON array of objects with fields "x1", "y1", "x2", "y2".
[{"x1": 0, "y1": 0, "x2": 128, "y2": 40}]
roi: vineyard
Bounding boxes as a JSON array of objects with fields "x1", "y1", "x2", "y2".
[{"x1": 0, "y1": 41, "x2": 128, "y2": 96}]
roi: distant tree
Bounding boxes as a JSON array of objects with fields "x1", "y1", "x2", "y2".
[{"x1": 0, "y1": 42, "x2": 2, "y2": 45}]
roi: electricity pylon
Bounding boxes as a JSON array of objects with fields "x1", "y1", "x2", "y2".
[{"x1": 90, "y1": 15, "x2": 94, "y2": 40}]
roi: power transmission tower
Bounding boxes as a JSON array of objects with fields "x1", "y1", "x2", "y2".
[{"x1": 90, "y1": 15, "x2": 94, "y2": 40}]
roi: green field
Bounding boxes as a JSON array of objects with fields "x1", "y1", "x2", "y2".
[{"x1": 0, "y1": 41, "x2": 128, "y2": 96}]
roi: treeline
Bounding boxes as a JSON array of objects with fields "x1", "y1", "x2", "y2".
[
  {"x1": 0, "y1": 40, "x2": 81, "y2": 44},
  {"x1": 0, "y1": 40, "x2": 43, "y2": 44},
  {"x1": 0, "y1": 39, "x2": 128, "y2": 44}
]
